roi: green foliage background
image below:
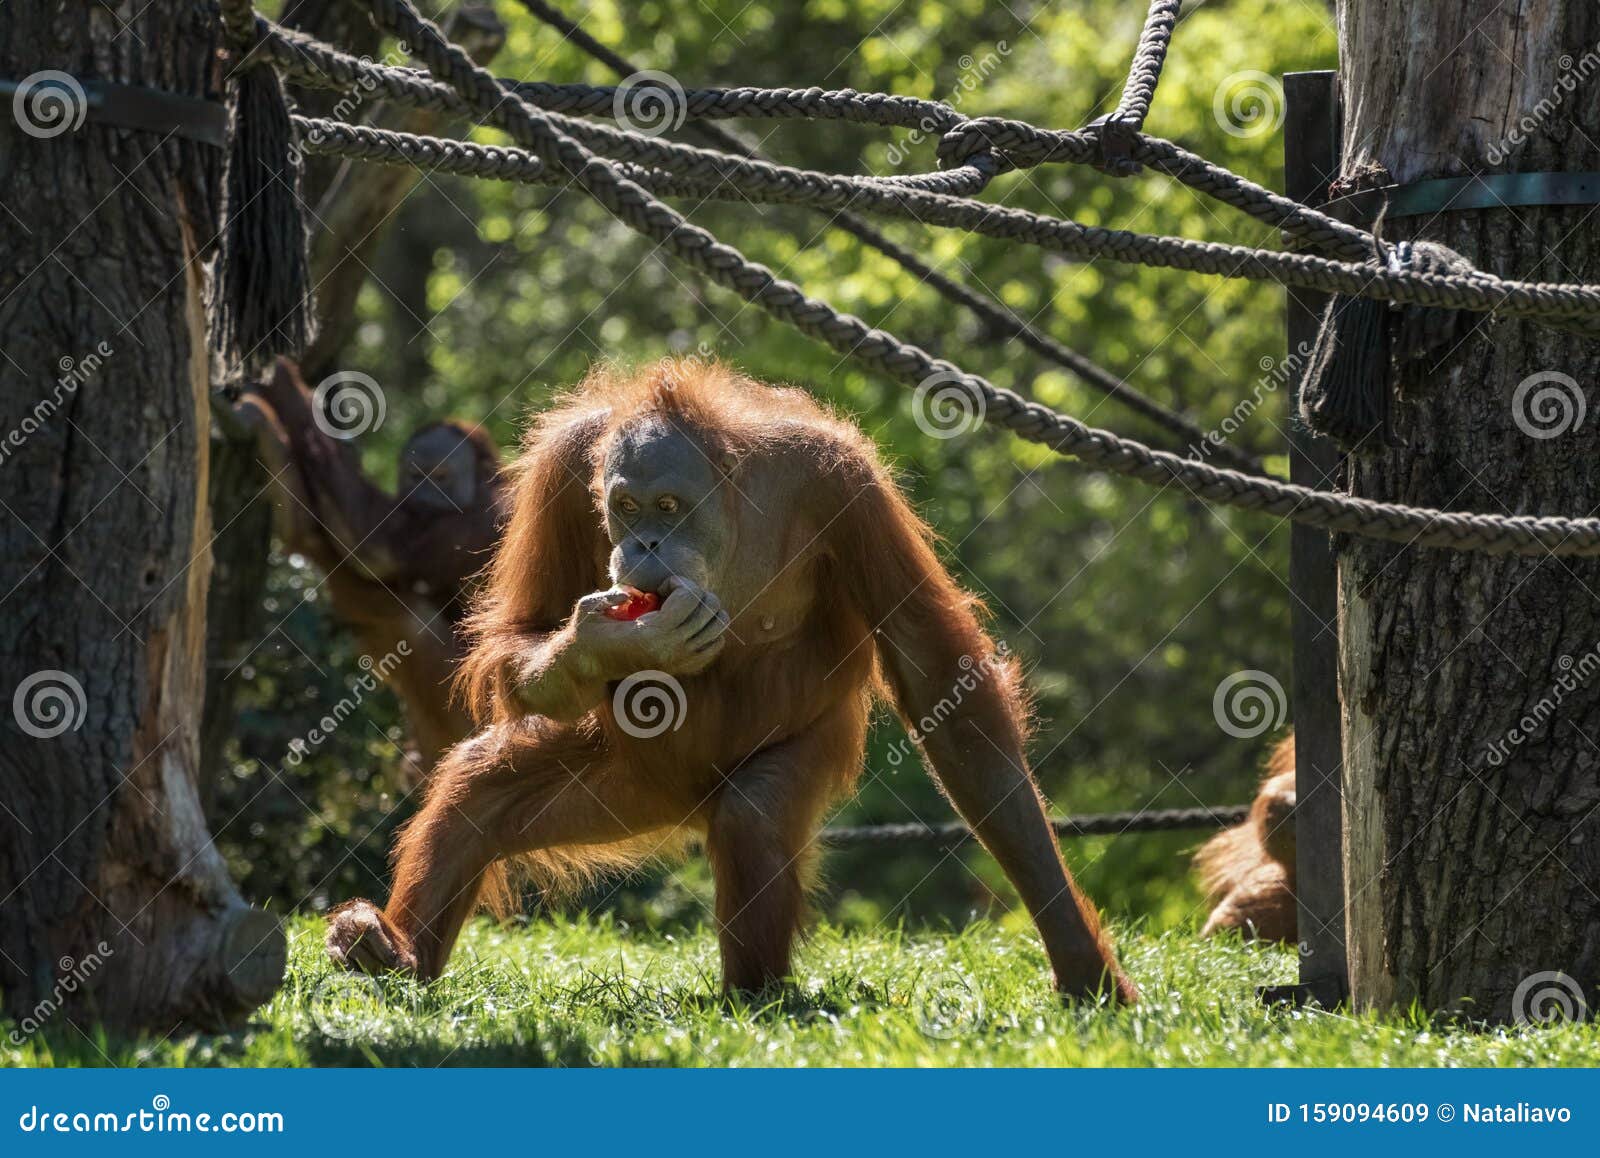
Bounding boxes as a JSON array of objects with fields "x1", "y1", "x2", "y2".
[{"x1": 215, "y1": 0, "x2": 1336, "y2": 936}]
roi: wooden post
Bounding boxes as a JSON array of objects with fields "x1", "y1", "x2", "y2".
[
  {"x1": 1335, "y1": 1, "x2": 1600, "y2": 1020},
  {"x1": 0, "y1": 0, "x2": 284, "y2": 1031},
  {"x1": 1280, "y1": 70, "x2": 1347, "y2": 1006}
]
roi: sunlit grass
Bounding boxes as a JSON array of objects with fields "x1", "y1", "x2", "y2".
[{"x1": 9, "y1": 916, "x2": 1598, "y2": 1067}]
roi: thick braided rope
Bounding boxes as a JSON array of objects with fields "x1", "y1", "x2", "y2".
[
  {"x1": 262, "y1": 18, "x2": 1600, "y2": 325},
  {"x1": 824, "y1": 803, "x2": 1250, "y2": 848},
  {"x1": 293, "y1": 115, "x2": 725, "y2": 197},
  {"x1": 255, "y1": 19, "x2": 996, "y2": 194},
  {"x1": 356, "y1": 0, "x2": 1600, "y2": 559},
  {"x1": 513, "y1": 79, "x2": 963, "y2": 133},
  {"x1": 1111, "y1": 0, "x2": 1182, "y2": 130},
  {"x1": 263, "y1": 14, "x2": 1365, "y2": 264},
  {"x1": 294, "y1": 117, "x2": 1268, "y2": 474},
  {"x1": 514, "y1": 0, "x2": 1267, "y2": 473}
]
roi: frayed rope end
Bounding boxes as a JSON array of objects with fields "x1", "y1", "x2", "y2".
[{"x1": 215, "y1": 64, "x2": 312, "y2": 375}]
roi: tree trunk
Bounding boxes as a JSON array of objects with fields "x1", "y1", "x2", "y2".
[
  {"x1": 197, "y1": 424, "x2": 274, "y2": 818},
  {"x1": 1336, "y1": 0, "x2": 1600, "y2": 1020},
  {"x1": 0, "y1": 0, "x2": 283, "y2": 1031}
]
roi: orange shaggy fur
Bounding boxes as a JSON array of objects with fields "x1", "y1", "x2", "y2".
[
  {"x1": 1195, "y1": 734, "x2": 1297, "y2": 942},
  {"x1": 329, "y1": 358, "x2": 1131, "y2": 999},
  {"x1": 451, "y1": 361, "x2": 1015, "y2": 911}
]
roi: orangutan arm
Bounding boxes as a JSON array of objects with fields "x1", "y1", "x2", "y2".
[{"x1": 254, "y1": 358, "x2": 406, "y2": 584}]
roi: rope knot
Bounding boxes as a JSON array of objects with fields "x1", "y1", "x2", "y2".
[
  {"x1": 935, "y1": 119, "x2": 1001, "y2": 171},
  {"x1": 1084, "y1": 113, "x2": 1143, "y2": 177}
]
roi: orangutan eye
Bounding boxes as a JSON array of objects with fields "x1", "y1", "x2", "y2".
[
  {"x1": 657, "y1": 495, "x2": 679, "y2": 515},
  {"x1": 617, "y1": 496, "x2": 639, "y2": 516}
]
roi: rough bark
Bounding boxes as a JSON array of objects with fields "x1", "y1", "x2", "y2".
[
  {"x1": 1336, "y1": 0, "x2": 1600, "y2": 1019},
  {"x1": 197, "y1": 423, "x2": 274, "y2": 817},
  {"x1": 0, "y1": 0, "x2": 283, "y2": 1031}
]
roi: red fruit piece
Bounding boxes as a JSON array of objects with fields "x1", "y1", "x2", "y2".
[{"x1": 602, "y1": 587, "x2": 662, "y2": 622}]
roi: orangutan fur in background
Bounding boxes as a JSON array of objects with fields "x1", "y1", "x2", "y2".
[{"x1": 1195, "y1": 734, "x2": 1297, "y2": 942}]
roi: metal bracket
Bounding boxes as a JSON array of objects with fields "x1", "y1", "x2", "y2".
[
  {"x1": 1323, "y1": 171, "x2": 1600, "y2": 223},
  {"x1": 1, "y1": 74, "x2": 228, "y2": 148}
]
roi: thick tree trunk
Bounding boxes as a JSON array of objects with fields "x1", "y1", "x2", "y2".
[
  {"x1": 1336, "y1": 1, "x2": 1600, "y2": 1019},
  {"x1": 0, "y1": 0, "x2": 283, "y2": 1031}
]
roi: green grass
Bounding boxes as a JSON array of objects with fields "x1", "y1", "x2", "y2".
[{"x1": 8, "y1": 915, "x2": 1599, "y2": 1067}]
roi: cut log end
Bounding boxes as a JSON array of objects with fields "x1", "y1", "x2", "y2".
[{"x1": 216, "y1": 906, "x2": 287, "y2": 1013}]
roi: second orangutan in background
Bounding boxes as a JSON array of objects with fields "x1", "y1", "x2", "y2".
[
  {"x1": 237, "y1": 358, "x2": 507, "y2": 780},
  {"x1": 1195, "y1": 734, "x2": 1297, "y2": 942}
]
